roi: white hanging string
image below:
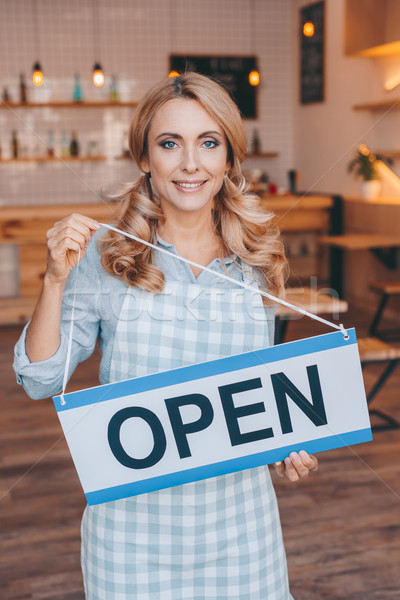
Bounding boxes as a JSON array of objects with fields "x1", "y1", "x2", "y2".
[
  {"x1": 100, "y1": 223, "x2": 349, "y2": 338},
  {"x1": 60, "y1": 247, "x2": 81, "y2": 406},
  {"x1": 59, "y1": 224, "x2": 348, "y2": 405}
]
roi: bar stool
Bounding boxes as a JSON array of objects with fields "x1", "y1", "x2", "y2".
[
  {"x1": 357, "y1": 337, "x2": 400, "y2": 431},
  {"x1": 369, "y1": 281, "x2": 400, "y2": 339}
]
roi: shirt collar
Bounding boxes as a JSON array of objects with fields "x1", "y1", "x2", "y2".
[{"x1": 156, "y1": 234, "x2": 237, "y2": 266}]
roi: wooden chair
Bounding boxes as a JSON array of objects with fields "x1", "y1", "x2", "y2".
[
  {"x1": 357, "y1": 337, "x2": 400, "y2": 431},
  {"x1": 369, "y1": 281, "x2": 400, "y2": 339}
]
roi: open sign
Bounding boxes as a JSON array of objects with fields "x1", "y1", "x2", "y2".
[{"x1": 54, "y1": 329, "x2": 372, "y2": 506}]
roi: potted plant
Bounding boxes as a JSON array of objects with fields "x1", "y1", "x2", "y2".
[{"x1": 348, "y1": 144, "x2": 392, "y2": 201}]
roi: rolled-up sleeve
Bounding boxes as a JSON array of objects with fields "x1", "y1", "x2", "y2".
[{"x1": 13, "y1": 242, "x2": 101, "y2": 399}]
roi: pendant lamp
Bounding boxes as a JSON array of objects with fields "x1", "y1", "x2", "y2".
[
  {"x1": 32, "y1": 0, "x2": 44, "y2": 86},
  {"x1": 92, "y1": 0, "x2": 105, "y2": 86},
  {"x1": 248, "y1": 0, "x2": 260, "y2": 87}
]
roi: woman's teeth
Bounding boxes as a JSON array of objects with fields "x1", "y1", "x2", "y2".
[{"x1": 175, "y1": 181, "x2": 204, "y2": 188}]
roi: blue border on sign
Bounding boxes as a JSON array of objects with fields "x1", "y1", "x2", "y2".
[
  {"x1": 54, "y1": 328, "x2": 357, "y2": 412},
  {"x1": 85, "y1": 425, "x2": 371, "y2": 505}
]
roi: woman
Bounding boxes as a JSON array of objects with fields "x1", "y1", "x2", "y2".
[{"x1": 14, "y1": 73, "x2": 318, "y2": 599}]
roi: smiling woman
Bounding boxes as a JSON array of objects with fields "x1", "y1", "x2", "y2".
[
  {"x1": 141, "y1": 99, "x2": 229, "y2": 225},
  {"x1": 101, "y1": 72, "x2": 287, "y2": 296},
  {"x1": 14, "y1": 72, "x2": 318, "y2": 600}
]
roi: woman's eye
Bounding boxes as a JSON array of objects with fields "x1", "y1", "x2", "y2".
[
  {"x1": 203, "y1": 140, "x2": 218, "y2": 149},
  {"x1": 161, "y1": 140, "x2": 177, "y2": 149}
]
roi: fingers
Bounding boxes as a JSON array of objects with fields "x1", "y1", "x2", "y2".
[
  {"x1": 274, "y1": 461, "x2": 286, "y2": 478},
  {"x1": 45, "y1": 214, "x2": 101, "y2": 284},
  {"x1": 276, "y1": 451, "x2": 319, "y2": 482},
  {"x1": 48, "y1": 214, "x2": 100, "y2": 248}
]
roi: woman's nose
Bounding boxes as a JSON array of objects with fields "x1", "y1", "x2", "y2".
[{"x1": 180, "y1": 147, "x2": 199, "y2": 173}]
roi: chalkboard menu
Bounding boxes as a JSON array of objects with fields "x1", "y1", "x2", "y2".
[
  {"x1": 300, "y1": 1, "x2": 324, "y2": 104},
  {"x1": 169, "y1": 55, "x2": 258, "y2": 119}
]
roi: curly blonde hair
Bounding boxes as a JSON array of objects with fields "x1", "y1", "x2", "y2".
[{"x1": 100, "y1": 72, "x2": 288, "y2": 298}]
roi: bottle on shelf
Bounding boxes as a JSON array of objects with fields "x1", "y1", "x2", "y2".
[
  {"x1": 2, "y1": 87, "x2": 10, "y2": 102},
  {"x1": 19, "y1": 74, "x2": 27, "y2": 104},
  {"x1": 259, "y1": 171, "x2": 269, "y2": 193},
  {"x1": 121, "y1": 129, "x2": 130, "y2": 158},
  {"x1": 70, "y1": 130, "x2": 80, "y2": 157},
  {"x1": 61, "y1": 131, "x2": 70, "y2": 158},
  {"x1": 47, "y1": 131, "x2": 55, "y2": 158},
  {"x1": 110, "y1": 75, "x2": 119, "y2": 102},
  {"x1": 251, "y1": 128, "x2": 261, "y2": 155},
  {"x1": 11, "y1": 131, "x2": 19, "y2": 158},
  {"x1": 73, "y1": 75, "x2": 83, "y2": 102},
  {"x1": 288, "y1": 169, "x2": 298, "y2": 194},
  {"x1": 87, "y1": 138, "x2": 99, "y2": 157}
]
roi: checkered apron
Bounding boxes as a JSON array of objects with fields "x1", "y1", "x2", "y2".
[{"x1": 81, "y1": 270, "x2": 292, "y2": 600}]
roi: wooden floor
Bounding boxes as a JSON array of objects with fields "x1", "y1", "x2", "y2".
[{"x1": 1, "y1": 307, "x2": 399, "y2": 599}]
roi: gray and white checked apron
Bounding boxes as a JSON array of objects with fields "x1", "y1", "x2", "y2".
[{"x1": 81, "y1": 269, "x2": 292, "y2": 600}]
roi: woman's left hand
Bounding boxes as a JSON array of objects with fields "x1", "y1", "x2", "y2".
[{"x1": 274, "y1": 450, "x2": 318, "y2": 481}]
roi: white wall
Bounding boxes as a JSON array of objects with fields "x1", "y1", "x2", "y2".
[
  {"x1": 0, "y1": 0, "x2": 295, "y2": 207},
  {"x1": 293, "y1": 0, "x2": 400, "y2": 197}
]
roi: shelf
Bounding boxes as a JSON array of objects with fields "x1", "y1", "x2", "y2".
[
  {"x1": 352, "y1": 99, "x2": 400, "y2": 111},
  {"x1": 351, "y1": 41, "x2": 400, "y2": 58},
  {"x1": 0, "y1": 155, "x2": 107, "y2": 164},
  {"x1": 375, "y1": 150, "x2": 400, "y2": 159},
  {"x1": 0, "y1": 100, "x2": 138, "y2": 109},
  {"x1": 245, "y1": 152, "x2": 279, "y2": 158}
]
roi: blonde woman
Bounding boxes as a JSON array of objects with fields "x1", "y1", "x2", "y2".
[{"x1": 14, "y1": 73, "x2": 318, "y2": 599}]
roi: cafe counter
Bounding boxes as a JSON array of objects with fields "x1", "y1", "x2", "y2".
[{"x1": 0, "y1": 195, "x2": 333, "y2": 325}]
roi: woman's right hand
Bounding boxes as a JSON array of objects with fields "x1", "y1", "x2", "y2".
[{"x1": 45, "y1": 213, "x2": 101, "y2": 286}]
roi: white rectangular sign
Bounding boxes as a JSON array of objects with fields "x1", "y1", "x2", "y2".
[{"x1": 53, "y1": 329, "x2": 372, "y2": 505}]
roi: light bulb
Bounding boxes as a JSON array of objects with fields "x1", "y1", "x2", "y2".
[
  {"x1": 32, "y1": 61, "x2": 44, "y2": 86},
  {"x1": 249, "y1": 70, "x2": 260, "y2": 86},
  {"x1": 93, "y1": 62, "x2": 105, "y2": 87},
  {"x1": 303, "y1": 21, "x2": 314, "y2": 37}
]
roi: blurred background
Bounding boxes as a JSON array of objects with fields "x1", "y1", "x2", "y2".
[{"x1": 1, "y1": 1, "x2": 400, "y2": 599}]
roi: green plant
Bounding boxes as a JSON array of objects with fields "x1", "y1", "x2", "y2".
[{"x1": 348, "y1": 144, "x2": 392, "y2": 181}]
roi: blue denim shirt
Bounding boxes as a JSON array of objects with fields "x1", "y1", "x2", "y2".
[{"x1": 13, "y1": 228, "x2": 275, "y2": 399}]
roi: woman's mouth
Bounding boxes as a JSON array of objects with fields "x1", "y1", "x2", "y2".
[{"x1": 173, "y1": 180, "x2": 207, "y2": 190}]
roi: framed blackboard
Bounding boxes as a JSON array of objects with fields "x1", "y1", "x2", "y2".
[
  {"x1": 169, "y1": 55, "x2": 258, "y2": 119},
  {"x1": 300, "y1": 1, "x2": 325, "y2": 104}
]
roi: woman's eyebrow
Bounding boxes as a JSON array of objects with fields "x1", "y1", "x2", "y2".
[
  {"x1": 155, "y1": 130, "x2": 224, "y2": 141},
  {"x1": 198, "y1": 130, "x2": 224, "y2": 139},
  {"x1": 155, "y1": 132, "x2": 181, "y2": 140}
]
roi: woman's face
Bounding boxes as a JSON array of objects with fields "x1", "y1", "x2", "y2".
[{"x1": 141, "y1": 98, "x2": 230, "y2": 219}]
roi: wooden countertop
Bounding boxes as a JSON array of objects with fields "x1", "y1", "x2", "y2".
[
  {"x1": 0, "y1": 195, "x2": 334, "y2": 220},
  {"x1": 0, "y1": 203, "x2": 117, "y2": 243},
  {"x1": 0, "y1": 195, "x2": 334, "y2": 243},
  {"x1": 260, "y1": 194, "x2": 333, "y2": 233},
  {"x1": 0, "y1": 202, "x2": 117, "y2": 222},
  {"x1": 343, "y1": 195, "x2": 400, "y2": 206},
  {"x1": 261, "y1": 194, "x2": 333, "y2": 211},
  {"x1": 318, "y1": 233, "x2": 400, "y2": 250}
]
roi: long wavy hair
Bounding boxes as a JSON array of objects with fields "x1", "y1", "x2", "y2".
[{"x1": 100, "y1": 72, "x2": 288, "y2": 299}]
